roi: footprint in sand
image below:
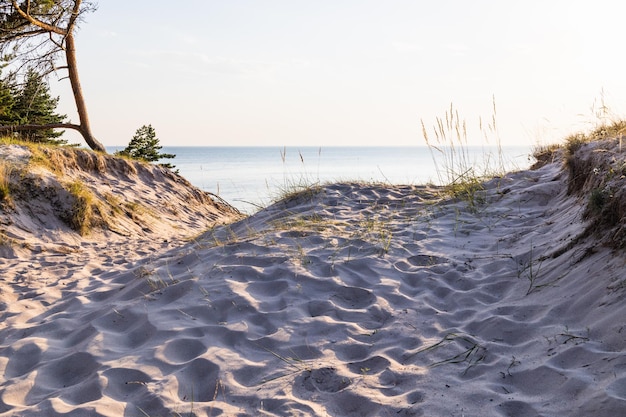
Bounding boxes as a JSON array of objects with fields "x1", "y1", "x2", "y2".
[
  {"x1": 175, "y1": 357, "x2": 220, "y2": 402},
  {"x1": 347, "y1": 355, "x2": 391, "y2": 375},
  {"x1": 394, "y1": 254, "x2": 448, "y2": 272},
  {"x1": 3, "y1": 343, "x2": 42, "y2": 378},
  {"x1": 331, "y1": 286, "x2": 376, "y2": 309},
  {"x1": 36, "y1": 352, "x2": 100, "y2": 390},
  {"x1": 300, "y1": 367, "x2": 351, "y2": 393},
  {"x1": 102, "y1": 367, "x2": 152, "y2": 400},
  {"x1": 160, "y1": 338, "x2": 207, "y2": 364}
]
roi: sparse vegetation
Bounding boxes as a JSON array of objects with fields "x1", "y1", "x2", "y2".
[
  {"x1": 532, "y1": 95, "x2": 626, "y2": 167},
  {"x1": 589, "y1": 187, "x2": 608, "y2": 213},
  {"x1": 124, "y1": 200, "x2": 149, "y2": 221},
  {"x1": 274, "y1": 181, "x2": 323, "y2": 207},
  {"x1": 66, "y1": 180, "x2": 97, "y2": 236},
  {"x1": 0, "y1": 229, "x2": 15, "y2": 247},
  {"x1": 103, "y1": 192, "x2": 124, "y2": 215},
  {"x1": 524, "y1": 90, "x2": 626, "y2": 250},
  {"x1": 0, "y1": 161, "x2": 12, "y2": 203},
  {"x1": 531, "y1": 143, "x2": 562, "y2": 169},
  {"x1": 517, "y1": 243, "x2": 545, "y2": 295},
  {"x1": 561, "y1": 131, "x2": 626, "y2": 248},
  {"x1": 407, "y1": 332, "x2": 487, "y2": 376},
  {"x1": 421, "y1": 98, "x2": 507, "y2": 211},
  {"x1": 358, "y1": 216, "x2": 393, "y2": 256}
]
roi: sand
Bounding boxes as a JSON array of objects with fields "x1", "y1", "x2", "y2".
[{"x1": 1, "y1": 142, "x2": 626, "y2": 416}]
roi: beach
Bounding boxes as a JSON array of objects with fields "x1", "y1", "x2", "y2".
[{"x1": 1, "y1": 141, "x2": 625, "y2": 416}]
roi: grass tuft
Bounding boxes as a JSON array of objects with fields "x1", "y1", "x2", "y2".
[
  {"x1": 66, "y1": 180, "x2": 97, "y2": 236},
  {"x1": 275, "y1": 181, "x2": 323, "y2": 207},
  {"x1": 0, "y1": 162, "x2": 12, "y2": 204},
  {"x1": 422, "y1": 98, "x2": 507, "y2": 211},
  {"x1": 530, "y1": 143, "x2": 562, "y2": 169}
]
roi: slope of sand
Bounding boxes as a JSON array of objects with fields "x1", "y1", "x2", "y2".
[
  {"x1": 1, "y1": 141, "x2": 626, "y2": 416},
  {"x1": 0, "y1": 144, "x2": 240, "y2": 257}
]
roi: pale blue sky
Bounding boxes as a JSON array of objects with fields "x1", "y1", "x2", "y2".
[{"x1": 51, "y1": 0, "x2": 626, "y2": 147}]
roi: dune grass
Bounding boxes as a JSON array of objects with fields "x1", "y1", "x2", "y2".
[
  {"x1": 0, "y1": 161, "x2": 12, "y2": 203},
  {"x1": 527, "y1": 94, "x2": 626, "y2": 249},
  {"x1": 421, "y1": 98, "x2": 507, "y2": 211},
  {"x1": 66, "y1": 180, "x2": 98, "y2": 236}
]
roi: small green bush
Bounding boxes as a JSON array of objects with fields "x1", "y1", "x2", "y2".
[{"x1": 589, "y1": 187, "x2": 607, "y2": 212}]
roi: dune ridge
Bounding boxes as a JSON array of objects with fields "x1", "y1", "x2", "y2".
[
  {"x1": 1, "y1": 140, "x2": 626, "y2": 416},
  {"x1": 0, "y1": 144, "x2": 240, "y2": 256}
]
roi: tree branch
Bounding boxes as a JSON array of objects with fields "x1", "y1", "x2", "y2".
[
  {"x1": 0, "y1": 123, "x2": 81, "y2": 133},
  {"x1": 10, "y1": 0, "x2": 67, "y2": 36}
]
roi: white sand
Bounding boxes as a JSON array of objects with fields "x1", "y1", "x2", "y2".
[{"x1": 1, "y1": 144, "x2": 626, "y2": 416}]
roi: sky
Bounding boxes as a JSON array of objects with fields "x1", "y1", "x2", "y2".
[{"x1": 49, "y1": 0, "x2": 626, "y2": 147}]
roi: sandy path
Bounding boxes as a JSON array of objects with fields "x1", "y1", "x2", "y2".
[{"x1": 1, "y1": 159, "x2": 625, "y2": 416}]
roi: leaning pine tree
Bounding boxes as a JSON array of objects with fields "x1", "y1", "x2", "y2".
[
  {"x1": 0, "y1": 0, "x2": 106, "y2": 152},
  {"x1": 117, "y1": 124, "x2": 176, "y2": 170}
]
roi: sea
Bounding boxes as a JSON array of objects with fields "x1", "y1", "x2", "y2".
[{"x1": 108, "y1": 146, "x2": 533, "y2": 214}]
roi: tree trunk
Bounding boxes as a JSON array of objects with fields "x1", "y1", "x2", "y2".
[{"x1": 65, "y1": 32, "x2": 106, "y2": 153}]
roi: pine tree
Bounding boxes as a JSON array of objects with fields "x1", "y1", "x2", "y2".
[
  {"x1": 0, "y1": 74, "x2": 16, "y2": 126},
  {"x1": 0, "y1": 1, "x2": 106, "y2": 151},
  {"x1": 117, "y1": 124, "x2": 176, "y2": 170},
  {"x1": 12, "y1": 69, "x2": 67, "y2": 144}
]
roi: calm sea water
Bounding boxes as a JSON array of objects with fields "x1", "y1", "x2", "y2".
[{"x1": 109, "y1": 146, "x2": 532, "y2": 213}]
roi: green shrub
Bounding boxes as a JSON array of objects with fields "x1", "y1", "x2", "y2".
[{"x1": 589, "y1": 187, "x2": 607, "y2": 212}]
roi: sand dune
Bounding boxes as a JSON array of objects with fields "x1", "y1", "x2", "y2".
[{"x1": 1, "y1": 141, "x2": 626, "y2": 416}]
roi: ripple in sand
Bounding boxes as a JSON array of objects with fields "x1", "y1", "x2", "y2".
[
  {"x1": 61, "y1": 324, "x2": 97, "y2": 349},
  {"x1": 105, "y1": 319, "x2": 157, "y2": 351},
  {"x1": 246, "y1": 279, "x2": 289, "y2": 298},
  {"x1": 287, "y1": 344, "x2": 324, "y2": 361},
  {"x1": 93, "y1": 308, "x2": 142, "y2": 333},
  {"x1": 502, "y1": 365, "x2": 567, "y2": 396},
  {"x1": 465, "y1": 316, "x2": 536, "y2": 346},
  {"x1": 607, "y1": 377, "x2": 626, "y2": 400},
  {"x1": 148, "y1": 279, "x2": 196, "y2": 307}
]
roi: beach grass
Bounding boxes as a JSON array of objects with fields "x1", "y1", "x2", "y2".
[
  {"x1": 0, "y1": 161, "x2": 12, "y2": 203},
  {"x1": 421, "y1": 98, "x2": 507, "y2": 211},
  {"x1": 66, "y1": 180, "x2": 98, "y2": 236}
]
